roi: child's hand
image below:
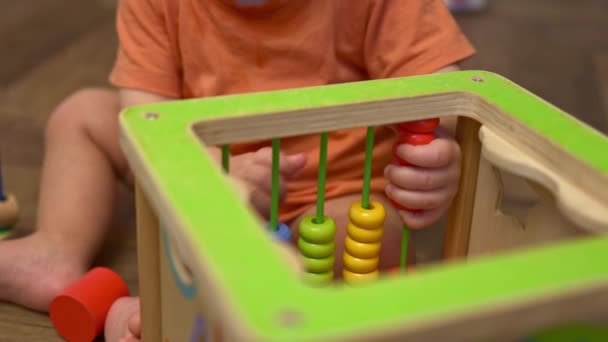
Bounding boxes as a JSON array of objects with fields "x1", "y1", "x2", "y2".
[
  {"x1": 384, "y1": 128, "x2": 461, "y2": 228},
  {"x1": 230, "y1": 147, "x2": 307, "y2": 218}
]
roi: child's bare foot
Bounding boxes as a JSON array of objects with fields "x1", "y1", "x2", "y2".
[
  {"x1": 0, "y1": 233, "x2": 87, "y2": 311},
  {"x1": 105, "y1": 297, "x2": 141, "y2": 342}
]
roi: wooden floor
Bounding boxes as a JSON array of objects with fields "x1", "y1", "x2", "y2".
[{"x1": 0, "y1": 0, "x2": 607, "y2": 340}]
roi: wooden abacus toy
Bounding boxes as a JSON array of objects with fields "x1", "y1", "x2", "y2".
[
  {"x1": 0, "y1": 155, "x2": 19, "y2": 240},
  {"x1": 119, "y1": 71, "x2": 608, "y2": 342}
]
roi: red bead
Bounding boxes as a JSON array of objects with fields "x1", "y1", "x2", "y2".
[
  {"x1": 388, "y1": 197, "x2": 422, "y2": 213},
  {"x1": 399, "y1": 118, "x2": 440, "y2": 133},
  {"x1": 398, "y1": 131, "x2": 436, "y2": 146},
  {"x1": 389, "y1": 120, "x2": 437, "y2": 214}
]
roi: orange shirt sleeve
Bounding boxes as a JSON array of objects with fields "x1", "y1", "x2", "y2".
[
  {"x1": 364, "y1": 0, "x2": 476, "y2": 78},
  {"x1": 109, "y1": 0, "x2": 182, "y2": 98}
]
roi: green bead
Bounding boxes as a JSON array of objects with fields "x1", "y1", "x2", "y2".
[
  {"x1": 298, "y1": 215, "x2": 336, "y2": 243},
  {"x1": 0, "y1": 227, "x2": 11, "y2": 240},
  {"x1": 298, "y1": 238, "x2": 335, "y2": 258},
  {"x1": 302, "y1": 271, "x2": 333, "y2": 285},
  {"x1": 302, "y1": 255, "x2": 335, "y2": 273}
]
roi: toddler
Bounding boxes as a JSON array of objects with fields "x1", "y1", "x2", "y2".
[{"x1": 0, "y1": 0, "x2": 474, "y2": 341}]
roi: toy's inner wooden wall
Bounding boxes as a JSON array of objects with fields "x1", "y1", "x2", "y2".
[
  {"x1": 465, "y1": 126, "x2": 605, "y2": 259},
  {"x1": 468, "y1": 158, "x2": 586, "y2": 257}
]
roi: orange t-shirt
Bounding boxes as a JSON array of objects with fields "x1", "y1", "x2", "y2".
[{"x1": 110, "y1": 0, "x2": 475, "y2": 222}]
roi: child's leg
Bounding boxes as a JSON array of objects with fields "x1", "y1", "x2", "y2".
[
  {"x1": 0, "y1": 88, "x2": 129, "y2": 311},
  {"x1": 291, "y1": 192, "x2": 414, "y2": 278}
]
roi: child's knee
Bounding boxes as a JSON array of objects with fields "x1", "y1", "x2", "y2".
[{"x1": 45, "y1": 88, "x2": 118, "y2": 140}]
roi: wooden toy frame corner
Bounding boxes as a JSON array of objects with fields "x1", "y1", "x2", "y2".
[{"x1": 119, "y1": 71, "x2": 608, "y2": 342}]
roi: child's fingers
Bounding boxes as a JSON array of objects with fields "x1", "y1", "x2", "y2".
[
  {"x1": 384, "y1": 164, "x2": 459, "y2": 191},
  {"x1": 119, "y1": 336, "x2": 140, "y2": 342},
  {"x1": 253, "y1": 147, "x2": 307, "y2": 178},
  {"x1": 245, "y1": 170, "x2": 288, "y2": 203},
  {"x1": 127, "y1": 309, "x2": 141, "y2": 338},
  {"x1": 385, "y1": 183, "x2": 458, "y2": 211},
  {"x1": 399, "y1": 202, "x2": 451, "y2": 229},
  {"x1": 281, "y1": 153, "x2": 307, "y2": 178},
  {"x1": 250, "y1": 189, "x2": 272, "y2": 218},
  {"x1": 394, "y1": 136, "x2": 460, "y2": 168}
]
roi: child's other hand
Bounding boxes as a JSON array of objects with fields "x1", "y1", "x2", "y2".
[
  {"x1": 384, "y1": 128, "x2": 461, "y2": 229},
  {"x1": 230, "y1": 147, "x2": 307, "y2": 218}
]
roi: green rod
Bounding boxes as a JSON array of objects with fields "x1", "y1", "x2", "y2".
[
  {"x1": 221, "y1": 145, "x2": 230, "y2": 172},
  {"x1": 361, "y1": 127, "x2": 375, "y2": 209},
  {"x1": 270, "y1": 139, "x2": 281, "y2": 231},
  {"x1": 315, "y1": 133, "x2": 329, "y2": 223}
]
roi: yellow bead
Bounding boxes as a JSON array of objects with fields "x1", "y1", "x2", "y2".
[
  {"x1": 343, "y1": 269, "x2": 378, "y2": 284},
  {"x1": 343, "y1": 252, "x2": 379, "y2": 274},
  {"x1": 346, "y1": 222, "x2": 384, "y2": 243},
  {"x1": 349, "y1": 201, "x2": 386, "y2": 230},
  {"x1": 344, "y1": 236, "x2": 380, "y2": 259}
]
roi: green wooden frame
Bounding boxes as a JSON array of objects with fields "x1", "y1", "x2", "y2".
[{"x1": 120, "y1": 71, "x2": 608, "y2": 341}]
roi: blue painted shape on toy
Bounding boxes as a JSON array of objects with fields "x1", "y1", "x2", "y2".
[
  {"x1": 268, "y1": 222, "x2": 292, "y2": 242},
  {"x1": 190, "y1": 314, "x2": 208, "y2": 342},
  {"x1": 162, "y1": 225, "x2": 197, "y2": 299}
]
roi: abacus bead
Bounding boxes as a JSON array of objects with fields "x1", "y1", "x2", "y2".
[
  {"x1": 388, "y1": 197, "x2": 422, "y2": 213},
  {"x1": 346, "y1": 222, "x2": 384, "y2": 243},
  {"x1": 399, "y1": 118, "x2": 440, "y2": 133},
  {"x1": 0, "y1": 227, "x2": 11, "y2": 240},
  {"x1": 349, "y1": 201, "x2": 386, "y2": 230},
  {"x1": 298, "y1": 215, "x2": 336, "y2": 243},
  {"x1": 302, "y1": 255, "x2": 335, "y2": 273},
  {"x1": 343, "y1": 253, "x2": 379, "y2": 273},
  {"x1": 398, "y1": 131, "x2": 436, "y2": 146},
  {"x1": 343, "y1": 269, "x2": 378, "y2": 284},
  {"x1": 298, "y1": 239, "x2": 335, "y2": 258},
  {"x1": 344, "y1": 236, "x2": 380, "y2": 258},
  {"x1": 302, "y1": 271, "x2": 333, "y2": 285},
  {"x1": 272, "y1": 222, "x2": 292, "y2": 242}
]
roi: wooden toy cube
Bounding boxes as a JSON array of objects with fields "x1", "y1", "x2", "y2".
[{"x1": 120, "y1": 71, "x2": 608, "y2": 342}]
